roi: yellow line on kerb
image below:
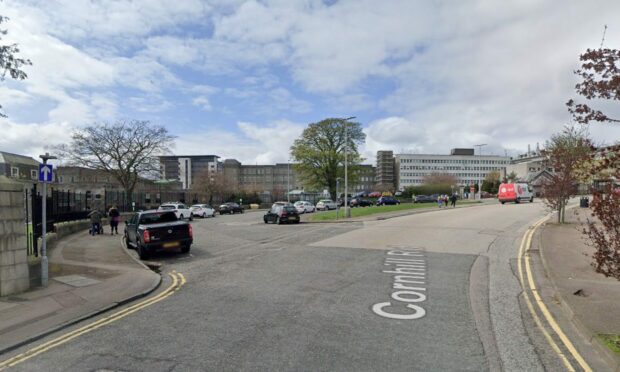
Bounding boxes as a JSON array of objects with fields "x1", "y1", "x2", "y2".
[
  {"x1": 518, "y1": 217, "x2": 592, "y2": 372},
  {"x1": 0, "y1": 272, "x2": 185, "y2": 370}
]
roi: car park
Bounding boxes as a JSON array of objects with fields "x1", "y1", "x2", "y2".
[
  {"x1": 124, "y1": 210, "x2": 193, "y2": 260},
  {"x1": 158, "y1": 202, "x2": 193, "y2": 221},
  {"x1": 294, "y1": 201, "x2": 315, "y2": 213},
  {"x1": 219, "y1": 202, "x2": 244, "y2": 214},
  {"x1": 414, "y1": 195, "x2": 435, "y2": 203},
  {"x1": 316, "y1": 199, "x2": 338, "y2": 211},
  {"x1": 350, "y1": 198, "x2": 373, "y2": 207},
  {"x1": 264, "y1": 205, "x2": 300, "y2": 224},
  {"x1": 190, "y1": 204, "x2": 216, "y2": 218},
  {"x1": 376, "y1": 196, "x2": 400, "y2": 206}
]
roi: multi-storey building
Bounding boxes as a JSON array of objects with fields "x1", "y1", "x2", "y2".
[
  {"x1": 376, "y1": 150, "x2": 395, "y2": 189},
  {"x1": 223, "y1": 160, "x2": 300, "y2": 195},
  {"x1": 352, "y1": 164, "x2": 376, "y2": 193},
  {"x1": 394, "y1": 149, "x2": 510, "y2": 190},
  {"x1": 159, "y1": 155, "x2": 222, "y2": 189}
]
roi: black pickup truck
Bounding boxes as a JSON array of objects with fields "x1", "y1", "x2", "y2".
[{"x1": 124, "y1": 211, "x2": 193, "y2": 259}]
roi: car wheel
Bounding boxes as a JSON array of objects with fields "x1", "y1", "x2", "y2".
[
  {"x1": 189, "y1": 213, "x2": 193, "y2": 221},
  {"x1": 276, "y1": 217, "x2": 281, "y2": 225},
  {"x1": 516, "y1": 197, "x2": 521, "y2": 204},
  {"x1": 181, "y1": 244, "x2": 190, "y2": 254},
  {"x1": 264, "y1": 218, "x2": 268, "y2": 224},
  {"x1": 530, "y1": 197, "x2": 534, "y2": 203},
  {"x1": 220, "y1": 211, "x2": 225, "y2": 215},
  {"x1": 203, "y1": 212, "x2": 207, "y2": 218},
  {"x1": 501, "y1": 201, "x2": 505, "y2": 205},
  {"x1": 179, "y1": 214, "x2": 184, "y2": 220},
  {"x1": 212, "y1": 212, "x2": 216, "y2": 217},
  {"x1": 124, "y1": 233, "x2": 132, "y2": 249},
  {"x1": 137, "y1": 243, "x2": 149, "y2": 260}
]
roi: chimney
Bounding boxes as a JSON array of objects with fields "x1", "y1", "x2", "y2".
[{"x1": 527, "y1": 144, "x2": 531, "y2": 156}]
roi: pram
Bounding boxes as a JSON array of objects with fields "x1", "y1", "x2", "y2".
[{"x1": 89, "y1": 223, "x2": 104, "y2": 235}]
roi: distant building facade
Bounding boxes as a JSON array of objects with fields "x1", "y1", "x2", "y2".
[
  {"x1": 0, "y1": 151, "x2": 39, "y2": 182},
  {"x1": 159, "y1": 155, "x2": 222, "y2": 190},
  {"x1": 376, "y1": 150, "x2": 396, "y2": 189},
  {"x1": 393, "y1": 149, "x2": 511, "y2": 190}
]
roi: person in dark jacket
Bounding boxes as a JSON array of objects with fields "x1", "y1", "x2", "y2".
[
  {"x1": 450, "y1": 194, "x2": 457, "y2": 208},
  {"x1": 108, "y1": 206, "x2": 120, "y2": 235},
  {"x1": 88, "y1": 209, "x2": 103, "y2": 236}
]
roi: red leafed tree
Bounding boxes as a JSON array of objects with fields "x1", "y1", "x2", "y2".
[
  {"x1": 567, "y1": 46, "x2": 620, "y2": 280},
  {"x1": 540, "y1": 126, "x2": 593, "y2": 224}
]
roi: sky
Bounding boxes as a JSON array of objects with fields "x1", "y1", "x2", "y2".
[{"x1": 1, "y1": 0, "x2": 620, "y2": 166}]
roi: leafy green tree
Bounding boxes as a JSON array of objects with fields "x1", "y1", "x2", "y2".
[
  {"x1": 291, "y1": 118, "x2": 365, "y2": 199},
  {"x1": 482, "y1": 170, "x2": 501, "y2": 194},
  {"x1": 0, "y1": 13, "x2": 32, "y2": 117},
  {"x1": 506, "y1": 171, "x2": 518, "y2": 183}
]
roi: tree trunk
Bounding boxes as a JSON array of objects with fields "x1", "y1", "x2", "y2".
[{"x1": 557, "y1": 199, "x2": 562, "y2": 224}]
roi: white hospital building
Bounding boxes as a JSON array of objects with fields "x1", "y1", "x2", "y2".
[{"x1": 395, "y1": 148, "x2": 511, "y2": 190}]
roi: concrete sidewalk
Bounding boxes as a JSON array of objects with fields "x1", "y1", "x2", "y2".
[
  {"x1": 540, "y1": 207, "x2": 620, "y2": 370},
  {"x1": 0, "y1": 230, "x2": 161, "y2": 353}
]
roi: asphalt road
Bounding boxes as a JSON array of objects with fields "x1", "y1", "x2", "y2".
[{"x1": 6, "y1": 202, "x2": 574, "y2": 371}]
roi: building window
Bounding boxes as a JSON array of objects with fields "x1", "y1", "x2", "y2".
[
  {"x1": 31, "y1": 169, "x2": 38, "y2": 179},
  {"x1": 11, "y1": 167, "x2": 19, "y2": 177}
]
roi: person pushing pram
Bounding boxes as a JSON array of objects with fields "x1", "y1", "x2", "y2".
[{"x1": 88, "y1": 208, "x2": 104, "y2": 235}]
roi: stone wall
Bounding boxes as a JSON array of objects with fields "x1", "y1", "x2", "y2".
[{"x1": 0, "y1": 176, "x2": 29, "y2": 296}]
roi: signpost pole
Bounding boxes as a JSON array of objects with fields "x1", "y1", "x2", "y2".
[
  {"x1": 39, "y1": 152, "x2": 57, "y2": 287},
  {"x1": 41, "y1": 176, "x2": 48, "y2": 287}
]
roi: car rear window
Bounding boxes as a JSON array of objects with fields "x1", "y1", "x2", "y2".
[
  {"x1": 139, "y1": 212, "x2": 178, "y2": 224},
  {"x1": 159, "y1": 205, "x2": 175, "y2": 210},
  {"x1": 283, "y1": 206, "x2": 297, "y2": 213}
]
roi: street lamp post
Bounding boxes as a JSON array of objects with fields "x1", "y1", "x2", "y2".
[
  {"x1": 287, "y1": 161, "x2": 290, "y2": 203},
  {"x1": 343, "y1": 116, "x2": 356, "y2": 218},
  {"x1": 39, "y1": 152, "x2": 57, "y2": 287},
  {"x1": 475, "y1": 144, "x2": 487, "y2": 200},
  {"x1": 336, "y1": 178, "x2": 340, "y2": 220}
]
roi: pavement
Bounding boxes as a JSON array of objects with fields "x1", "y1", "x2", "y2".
[
  {"x1": 538, "y1": 207, "x2": 620, "y2": 370},
  {"x1": 0, "y1": 230, "x2": 161, "y2": 354}
]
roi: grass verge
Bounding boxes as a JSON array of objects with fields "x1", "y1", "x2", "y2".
[
  {"x1": 309, "y1": 201, "x2": 478, "y2": 221},
  {"x1": 598, "y1": 334, "x2": 620, "y2": 355}
]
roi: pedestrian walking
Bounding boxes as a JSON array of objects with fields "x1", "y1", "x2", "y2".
[
  {"x1": 108, "y1": 205, "x2": 120, "y2": 235},
  {"x1": 437, "y1": 195, "x2": 443, "y2": 208},
  {"x1": 443, "y1": 195, "x2": 449, "y2": 208},
  {"x1": 450, "y1": 194, "x2": 457, "y2": 208},
  {"x1": 88, "y1": 209, "x2": 103, "y2": 236}
]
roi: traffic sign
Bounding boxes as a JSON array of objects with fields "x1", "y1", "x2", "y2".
[{"x1": 39, "y1": 163, "x2": 53, "y2": 182}]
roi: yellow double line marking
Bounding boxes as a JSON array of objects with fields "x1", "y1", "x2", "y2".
[
  {"x1": 0, "y1": 272, "x2": 186, "y2": 370},
  {"x1": 517, "y1": 217, "x2": 592, "y2": 372}
]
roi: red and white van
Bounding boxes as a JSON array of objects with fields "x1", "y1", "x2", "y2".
[{"x1": 498, "y1": 183, "x2": 534, "y2": 204}]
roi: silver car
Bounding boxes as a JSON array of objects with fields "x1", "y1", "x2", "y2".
[
  {"x1": 316, "y1": 199, "x2": 337, "y2": 211},
  {"x1": 294, "y1": 201, "x2": 315, "y2": 213}
]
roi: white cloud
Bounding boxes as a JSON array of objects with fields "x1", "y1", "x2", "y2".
[
  {"x1": 192, "y1": 96, "x2": 212, "y2": 111},
  {"x1": 0, "y1": 119, "x2": 75, "y2": 157}
]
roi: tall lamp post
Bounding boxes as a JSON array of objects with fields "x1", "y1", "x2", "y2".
[
  {"x1": 475, "y1": 144, "x2": 487, "y2": 200},
  {"x1": 287, "y1": 160, "x2": 291, "y2": 203},
  {"x1": 39, "y1": 152, "x2": 57, "y2": 287},
  {"x1": 343, "y1": 116, "x2": 356, "y2": 218}
]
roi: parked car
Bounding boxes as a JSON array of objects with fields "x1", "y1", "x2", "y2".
[
  {"x1": 124, "y1": 210, "x2": 193, "y2": 260},
  {"x1": 350, "y1": 198, "x2": 373, "y2": 207},
  {"x1": 294, "y1": 201, "x2": 315, "y2": 213},
  {"x1": 219, "y1": 202, "x2": 244, "y2": 214},
  {"x1": 414, "y1": 195, "x2": 435, "y2": 203},
  {"x1": 376, "y1": 196, "x2": 400, "y2": 206},
  {"x1": 264, "y1": 205, "x2": 300, "y2": 224},
  {"x1": 316, "y1": 199, "x2": 338, "y2": 211},
  {"x1": 271, "y1": 201, "x2": 292, "y2": 209},
  {"x1": 190, "y1": 204, "x2": 215, "y2": 218},
  {"x1": 368, "y1": 191, "x2": 382, "y2": 198},
  {"x1": 158, "y1": 203, "x2": 193, "y2": 221}
]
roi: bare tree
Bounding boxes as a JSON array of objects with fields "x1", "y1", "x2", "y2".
[
  {"x1": 540, "y1": 126, "x2": 593, "y2": 223},
  {"x1": 0, "y1": 13, "x2": 32, "y2": 117},
  {"x1": 191, "y1": 170, "x2": 234, "y2": 205},
  {"x1": 567, "y1": 45, "x2": 620, "y2": 280},
  {"x1": 56, "y1": 120, "x2": 175, "y2": 206}
]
